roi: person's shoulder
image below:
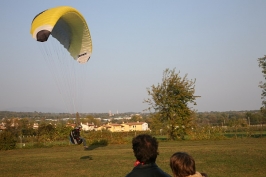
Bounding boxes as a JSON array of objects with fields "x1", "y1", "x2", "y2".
[
  {"x1": 188, "y1": 172, "x2": 207, "y2": 177},
  {"x1": 152, "y1": 165, "x2": 171, "y2": 177},
  {"x1": 125, "y1": 170, "x2": 170, "y2": 177},
  {"x1": 160, "y1": 171, "x2": 171, "y2": 177},
  {"x1": 125, "y1": 173, "x2": 131, "y2": 177},
  {"x1": 124, "y1": 170, "x2": 137, "y2": 177}
]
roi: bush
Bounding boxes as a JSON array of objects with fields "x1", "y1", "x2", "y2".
[
  {"x1": 90, "y1": 139, "x2": 108, "y2": 146},
  {"x1": 83, "y1": 131, "x2": 150, "y2": 145},
  {"x1": 0, "y1": 131, "x2": 17, "y2": 150},
  {"x1": 187, "y1": 126, "x2": 226, "y2": 140}
]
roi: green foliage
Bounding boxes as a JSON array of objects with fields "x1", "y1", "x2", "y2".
[
  {"x1": 83, "y1": 131, "x2": 150, "y2": 145},
  {"x1": 90, "y1": 139, "x2": 108, "y2": 146},
  {"x1": 144, "y1": 68, "x2": 197, "y2": 140},
  {"x1": 257, "y1": 55, "x2": 266, "y2": 125},
  {"x1": 37, "y1": 123, "x2": 56, "y2": 142},
  {"x1": 258, "y1": 55, "x2": 266, "y2": 106},
  {"x1": 55, "y1": 124, "x2": 72, "y2": 140},
  {"x1": 149, "y1": 113, "x2": 167, "y2": 135},
  {"x1": 188, "y1": 125, "x2": 226, "y2": 140},
  {"x1": 130, "y1": 115, "x2": 142, "y2": 122},
  {"x1": 0, "y1": 130, "x2": 17, "y2": 150}
]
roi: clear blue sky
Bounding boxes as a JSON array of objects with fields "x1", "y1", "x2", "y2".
[{"x1": 0, "y1": 0, "x2": 265, "y2": 113}]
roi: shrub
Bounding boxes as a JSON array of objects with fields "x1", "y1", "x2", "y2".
[
  {"x1": 0, "y1": 131, "x2": 17, "y2": 150},
  {"x1": 187, "y1": 125, "x2": 226, "y2": 140},
  {"x1": 90, "y1": 139, "x2": 108, "y2": 146}
]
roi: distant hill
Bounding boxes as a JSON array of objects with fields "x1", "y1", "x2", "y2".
[{"x1": 2, "y1": 106, "x2": 66, "y2": 113}]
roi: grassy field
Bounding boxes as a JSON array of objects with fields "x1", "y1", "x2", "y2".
[{"x1": 1, "y1": 138, "x2": 266, "y2": 177}]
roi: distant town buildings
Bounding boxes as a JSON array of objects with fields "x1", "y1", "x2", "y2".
[
  {"x1": 67, "y1": 121, "x2": 149, "y2": 132},
  {"x1": 0, "y1": 116, "x2": 149, "y2": 133},
  {"x1": 96, "y1": 121, "x2": 149, "y2": 132}
]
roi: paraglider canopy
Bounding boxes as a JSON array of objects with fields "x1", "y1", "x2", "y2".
[{"x1": 30, "y1": 6, "x2": 92, "y2": 63}]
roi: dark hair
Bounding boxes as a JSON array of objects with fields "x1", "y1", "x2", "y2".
[
  {"x1": 132, "y1": 134, "x2": 159, "y2": 164},
  {"x1": 170, "y1": 152, "x2": 196, "y2": 177}
]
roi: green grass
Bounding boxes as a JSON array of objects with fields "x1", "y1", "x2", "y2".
[
  {"x1": 1, "y1": 138, "x2": 266, "y2": 177},
  {"x1": 224, "y1": 131, "x2": 266, "y2": 138}
]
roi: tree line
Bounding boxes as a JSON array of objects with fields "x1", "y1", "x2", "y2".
[
  {"x1": 1, "y1": 109, "x2": 264, "y2": 127},
  {"x1": 1, "y1": 58, "x2": 266, "y2": 149}
]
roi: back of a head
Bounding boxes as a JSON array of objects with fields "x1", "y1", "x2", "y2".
[
  {"x1": 132, "y1": 134, "x2": 159, "y2": 164},
  {"x1": 170, "y1": 152, "x2": 196, "y2": 177}
]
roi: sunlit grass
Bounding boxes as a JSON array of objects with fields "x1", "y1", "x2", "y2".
[{"x1": 1, "y1": 138, "x2": 266, "y2": 177}]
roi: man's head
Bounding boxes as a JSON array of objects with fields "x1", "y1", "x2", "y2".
[
  {"x1": 132, "y1": 134, "x2": 159, "y2": 164},
  {"x1": 75, "y1": 125, "x2": 82, "y2": 130}
]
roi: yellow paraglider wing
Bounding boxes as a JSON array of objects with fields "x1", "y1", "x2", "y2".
[{"x1": 30, "y1": 6, "x2": 92, "y2": 63}]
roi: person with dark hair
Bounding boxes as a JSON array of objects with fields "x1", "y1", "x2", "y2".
[
  {"x1": 125, "y1": 134, "x2": 171, "y2": 177},
  {"x1": 69, "y1": 125, "x2": 88, "y2": 149},
  {"x1": 170, "y1": 152, "x2": 208, "y2": 177}
]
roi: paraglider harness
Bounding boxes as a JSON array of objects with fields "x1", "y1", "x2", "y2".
[{"x1": 69, "y1": 126, "x2": 83, "y2": 145}]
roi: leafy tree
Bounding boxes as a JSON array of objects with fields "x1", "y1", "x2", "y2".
[
  {"x1": 37, "y1": 123, "x2": 56, "y2": 142},
  {"x1": 55, "y1": 123, "x2": 72, "y2": 140},
  {"x1": 148, "y1": 113, "x2": 166, "y2": 135},
  {"x1": 228, "y1": 117, "x2": 244, "y2": 138},
  {"x1": 0, "y1": 130, "x2": 16, "y2": 150},
  {"x1": 130, "y1": 115, "x2": 142, "y2": 122},
  {"x1": 18, "y1": 118, "x2": 35, "y2": 136},
  {"x1": 257, "y1": 55, "x2": 266, "y2": 125},
  {"x1": 144, "y1": 68, "x2": 197, "y2": 140},
  {"x1": 82, "y1": 115, "x2": 101, "y2": 126}
]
